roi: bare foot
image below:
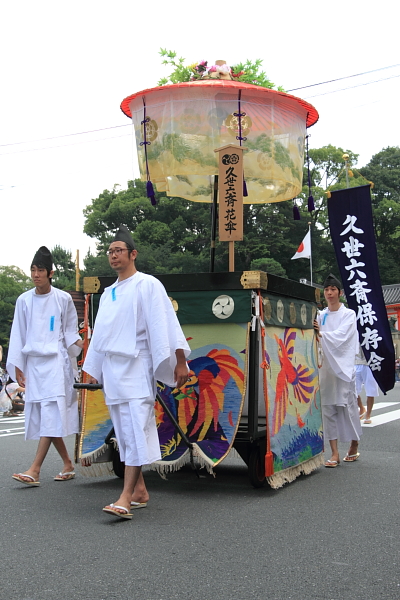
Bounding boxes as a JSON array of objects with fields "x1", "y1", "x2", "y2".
[
  {"x1": 103, "y1": 502, "x2": 130, "y2": 515},
  {"x1": 13, "y1": 470, "x2": 40, "y2": 483},
  {"x1": 131, "y1": 491, "x2": 150, "y2": 504},
  {"x1": 347, "y1": 442, "x2": 359, "y2": 456},
  {"x1": 60, "y1": 462, "x2": 75, "y2": 476},
  {"x1": 329, "y1": 457, "x2": 339, "y2": 464}
]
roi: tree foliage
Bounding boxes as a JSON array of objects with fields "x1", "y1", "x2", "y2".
[
  {"x1": 359, "y1": 147, "x2": 400, "y2": 284},
  {"x1": 51, "y1": 245, "x2": 76, "y2": 290},
  {"x1": 0, "y1": 266, "x2": 32, "y2": 355},
  {"x1": 81, "y1": 146, "x2": 400, "y2": 287}
]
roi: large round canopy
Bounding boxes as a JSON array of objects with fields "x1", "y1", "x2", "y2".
[{"x1": 121, "y1": 80, "x2": 319, "y2": 204}]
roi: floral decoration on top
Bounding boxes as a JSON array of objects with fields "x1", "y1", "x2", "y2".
[{"x1": 157, "y1": 49, "x2": 285, "y2": 91}]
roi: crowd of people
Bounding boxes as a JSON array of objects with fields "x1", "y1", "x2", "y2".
[
  {"x1": 6, "y1": 230, "x2": 190, "y2": 518},
  {"x1": 4, "y1": 229, "x2": 396, "y2": 517}
]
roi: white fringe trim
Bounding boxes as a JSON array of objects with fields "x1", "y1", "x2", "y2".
[
  {"x1": 76, "y1": 442, "x2": 115, "y2": 477},
  {"x1": 77, "y1": 461, "x2": 114, "y2": 478},
  {"x1": 149, "y1": 444, "x2": 218, "y2": 477},
  {"x1": 267, "y1": 453, "x2": 325, "y2": 490}
]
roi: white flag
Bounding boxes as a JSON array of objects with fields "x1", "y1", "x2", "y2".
[{"x1": 291, "y1": 231, "x2": 311, "y2": 260}]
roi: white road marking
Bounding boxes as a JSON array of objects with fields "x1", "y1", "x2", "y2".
[
  {"x1": 0, "y1": 427, "x2": 25, "y2": 433},
  {"x1": 0, "y1": 416, "x2": 25, "y2": 437},
  {"x1": 371, "y1": 402, "x2": 400, "y2": 410},
  {"x1": 362, "y1": 407, "x2": 400, "y2": 427}
]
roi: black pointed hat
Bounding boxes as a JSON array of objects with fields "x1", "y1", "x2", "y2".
[
  {"x1": 112, "y1": 224, "x2": 135, "y2": 249},
  {"x1": 323, "y1": 273, "x2": 342, "y2": 290},
  {"x1": 31, "y1": 246, "x2": 53, "y2": 271}
]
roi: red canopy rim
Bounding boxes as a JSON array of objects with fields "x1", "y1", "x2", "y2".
[{"x1": 120, "y1": 80, "x2": 319, "y2": 128}]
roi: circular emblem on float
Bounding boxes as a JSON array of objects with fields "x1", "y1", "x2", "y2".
[
  {"x1": 263, "y1": 297, "x2": 272, "y2": 321},
  {"x1": 257, "y1": 152, "x2": 272, "y2": 171},
  {"x1": 222, "y1": 153, "x2": 240, "y2": 166},
  {"x1": 141, "y1": 117, "x2": 158, "y2": 142},
  {"x1": 169, "y1": 297, "x2": 178, "y2": 312},
  {"x1": 301, "y1": 303, "x2": 307, "y2": 326},
  {"x1": 212, "y1": 295, "x2": 235, "y2": 319},
  {"x1": 289, "y1": 302, "x2": 297, "y2": 324},
  {"x1": 276, "y1": 299, "x2": 284, "y2": 323},
  {"x1": 181, "y1": 109, "x2": 201, "y2": 134},
  {"x1": 225, "y1": 113, "x2": 252, "y2": 137}
]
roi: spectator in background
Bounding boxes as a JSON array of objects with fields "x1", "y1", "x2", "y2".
[
  {"x1": 314, "y1": 274, "x2": 362, "y2": 467},
  {"x1": 355, "y1": 347, "x2": 379, "y2": 424},
  {"x1": 0, "y1": 377, "x2": 25, "y2": 416},
  {"x1": 7, "y1": 246, "x2": 83, "y2": 486}
]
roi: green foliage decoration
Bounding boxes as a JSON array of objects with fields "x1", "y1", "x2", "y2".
[{"x1": 157, "y1": 48, "x2": 284, "y2": 90}]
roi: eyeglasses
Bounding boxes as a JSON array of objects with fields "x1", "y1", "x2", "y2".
[{"x1": 106, "y1": 248, "x2": 129, "y2": 256}]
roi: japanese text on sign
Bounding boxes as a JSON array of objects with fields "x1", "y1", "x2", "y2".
[{"x1": 340, "y1": 214, "x2": 384, "y2": 371}]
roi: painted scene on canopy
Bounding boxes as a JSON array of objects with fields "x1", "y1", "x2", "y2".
[
  {"x1": 154, "y1": 322, "x2": 248, "y2": 473},
  {"x1": 75, "y1": 322, "x2": 248, "y2": 476},
  {"x1": 265, "y1": 325, "x2": 323, "y2": 478}
]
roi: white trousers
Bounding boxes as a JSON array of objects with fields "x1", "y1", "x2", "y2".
[
  {"x1": 322, "y1": 399, "x2": 362, "y2": 443},
  {"x1": 109, "y1": 398, "x2": 161, "y2": 467},
  {"x1": 24, "y1": 398, "x2": 79, "y2": 440},
  {"x1": 355, "y1": 364, "x2": 379, "y2": 397}
]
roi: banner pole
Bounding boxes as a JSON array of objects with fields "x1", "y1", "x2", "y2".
[
  {"x1": 229, "y1": 241, "x2": 235, "y2": 272},
  {"x1": 308, "y1": 222, "x2": 313, "y2": 286},
  {"x1": 209, "y1": 175, "x2": 218, "y2": 273}
]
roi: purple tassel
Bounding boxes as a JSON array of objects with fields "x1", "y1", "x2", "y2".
[
  {"x1": 293, "y1": 204, "x2": 301, "y2": 220},
  {"x1": 308, "y1": 195, "x2": 315, "y2": 212},
  {"x1": 243, "y1": 179, "x2": 248, "y2": 197},
  {"x1": 146, "y1": 180, "x2": 156, "y2": 206}
]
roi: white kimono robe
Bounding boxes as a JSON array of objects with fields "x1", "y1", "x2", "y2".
[
  {"x1": 318, "y1": 304, "x2": 362, "y2": 442},
  {"x1": 83, "y1": 271, "x2": 190, "y2": 466},
  {"x1": 6, "y1": 287, "x2": 81, "y2": 439}
]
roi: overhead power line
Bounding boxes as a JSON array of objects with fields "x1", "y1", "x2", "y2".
[
  {"x1": 0, "y1": 123, "x2": 130, "y2": 148},
  {"x1": 287, "y1": 63, "x2": 400, "y2": 92},
  {"x1": 0, "y1": 63, "x2": 399, "y2": 154},
  {"x1": 303, "y1": 74, "x2": 400, "y2": 99},
  {"x1": 0, "y1": 133, "x2": 131, "y2": 156}
]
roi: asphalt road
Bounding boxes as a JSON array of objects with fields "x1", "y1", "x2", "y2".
[{"x1": 1, "y1": 386, "x2": 399, "y2": 600}]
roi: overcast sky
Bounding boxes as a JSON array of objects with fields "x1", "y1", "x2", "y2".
[{"x1": 1, "y1": 1, "x2": 399, "y2": 274}]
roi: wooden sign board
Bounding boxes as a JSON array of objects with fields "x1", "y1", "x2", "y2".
[{"x1": 214, "y1": 145, "x2": 245, "y2": 242}]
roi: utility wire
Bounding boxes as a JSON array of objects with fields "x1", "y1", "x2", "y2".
[
  {"x1": 1, "y1": 63, "x2": 399, "y2": 153},
  {"x1": 303, "y1": 74, "x2": 400, "y2": 99},
  {"x1": 0, "y1": 123, "x2": 130, "y2": 148},
  {"x1": 287, "y1": 63, "x2": 400, "y2": 91},
  {"x1": 0, "y1": 133, "x2": 131, "y2": 156}
]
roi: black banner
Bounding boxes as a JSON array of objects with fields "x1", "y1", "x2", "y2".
[{"x1": 328, "y1": 184, "x2": 395, "y2": 393}]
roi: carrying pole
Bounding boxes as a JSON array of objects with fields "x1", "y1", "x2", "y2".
[
  {"x1": 209, "y1": 175, "x2": 218, "y2": 272},
  {"x1": 308, "y1": 222, "x2": 313, "y2": 286}
]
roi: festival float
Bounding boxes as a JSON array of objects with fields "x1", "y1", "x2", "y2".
[{"x1": 76, "y1": 55, "x2": 324, "y2": 489}]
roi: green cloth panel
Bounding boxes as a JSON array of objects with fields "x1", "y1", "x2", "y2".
[
  {"x1": 262, "y1": 294, "x2": 317, "y2": 329},
  {"x1": 171, "y1": 290, "x2": 252, "y2": 324}
]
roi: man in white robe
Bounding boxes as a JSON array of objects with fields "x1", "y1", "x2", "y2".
[
  {"x1": 7, "y1": 246, "x2": 83, "y2": 486},
  {"x1": 83, "y1": 224, "x2": 190, "y2": 520},
  {"x1": 314, "y1": 274, "x2": 362, "y2": 467},
  {"x1": 355, "y1": 346, "x2": 379, "y2": 424}
]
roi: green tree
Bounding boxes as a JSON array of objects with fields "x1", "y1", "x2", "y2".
[
  {"x1": 250, "y1": 258, "x2": 287, "y2": 278},
  {"x1": 294, "y1": 145, "x2": 369, "y2": 284},
  {"x1": 359, "y1": 147, "x2": 400, "y2": 284},
  {"x1": 51, "y1": 246, "x2": 76, "y2": 290},
  {"x1": 0, "y1": 266, "x2": 32, "y2": 356},
  {"x1": 83, "y1": 181, "x2": 213, "y2": 275},
  {"x1": 82, "y1": 144, "x2": 399, "y2": 286}
]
